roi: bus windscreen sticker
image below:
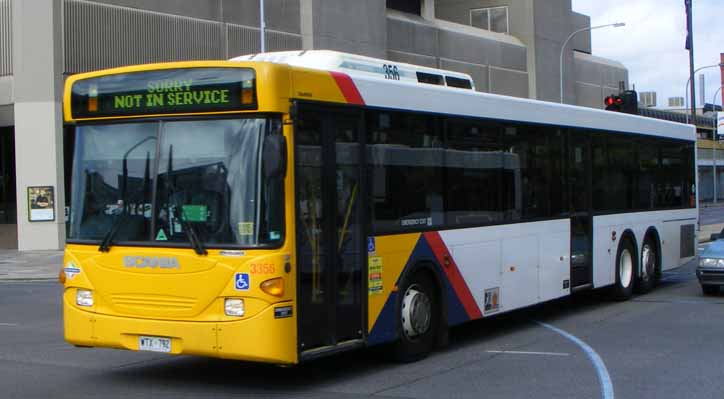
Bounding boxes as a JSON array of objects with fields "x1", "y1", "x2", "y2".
[
  {"x1": 238, "y1": 222, "x2": 254, "y2": 236},
  {"x1": 155, "y1": 229, "x2": 168, "y2": 241}
]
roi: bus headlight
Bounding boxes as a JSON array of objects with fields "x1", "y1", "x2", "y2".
[
  {"x1": 224, "y1": 298, "x2": 245, "y2": 317},
  {"x1": 76, "y1": 289, "x2": 94, "y2": 307}
]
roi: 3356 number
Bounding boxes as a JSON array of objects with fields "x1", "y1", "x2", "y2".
[
  {"x1": 250, "y1": 263, "x2": 275, "y2": 274},
  {"x1": 383, "y1": 64, "x2": 400, "y2": 81}
]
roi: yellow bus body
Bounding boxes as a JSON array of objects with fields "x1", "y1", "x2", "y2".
[{"x1": 62, "y1": 60, "x2": 355, "y2": 364}]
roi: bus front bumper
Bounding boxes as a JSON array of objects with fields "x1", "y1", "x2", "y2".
[{"x1": 63, "y1": 296, "x2": 298, "y2": 365}]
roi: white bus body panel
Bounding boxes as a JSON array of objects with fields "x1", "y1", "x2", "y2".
[
  {"x1": 592, "y1": 209, "x2": 698, "y2": 288},
  {"x1": 439, "y1": 219, "x2": 570, "y2": 315}
]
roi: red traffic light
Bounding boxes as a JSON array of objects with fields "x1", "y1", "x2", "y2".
[{"x1": 605, "y1": 95, "x2": 624, "y2": 111}]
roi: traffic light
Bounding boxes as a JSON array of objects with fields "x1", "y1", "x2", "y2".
[
  {"x1": 605, "y1": 95, "x2": 623, "y2": 111},
  {"x1": 620, "y1": 90, "x2": 638, "y2": 114},
  {"x1": 604, "y1": 90, "x2": 638, "y2": 114}
]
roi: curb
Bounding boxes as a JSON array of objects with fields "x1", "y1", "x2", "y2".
[{"x1": 0, "y1": 278, "x2": 58, "y2": 283}]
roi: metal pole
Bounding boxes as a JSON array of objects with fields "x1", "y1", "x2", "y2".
[
  {"x1": 259, "y1": 0, "x2": 266, "y2": 53},
  {"x1": 686, "y1": 0, "x2": 697, "y2": 122},
  {"x1": 713, "y1": 86, "x2": 724, "y2": 203},
  {"x1": 559, "y1": 23, "x2": 625, "y2": 104},
  {"x1": 684, "y1": 64, "x2": 724, "y2": 124},
  {"x1": 714, "y1": 116, "x2": 718, "y2": 203}
]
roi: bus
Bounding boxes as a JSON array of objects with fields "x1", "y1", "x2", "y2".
[{"x1": 61, "y1": 50, "x2": 697, "y2": 364}]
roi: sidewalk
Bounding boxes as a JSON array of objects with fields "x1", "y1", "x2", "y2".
[
  {"x1": 699, "y1": 223, "x2": 724, "y2": 244},
  {"x1": 0, "y1": 250, "x2": 62, "y2": 281}
]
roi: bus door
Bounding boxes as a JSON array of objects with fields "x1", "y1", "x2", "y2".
[
  {"x1": 295, "y1": 106, "x2": 365, "y2": 356},
  {"x1": 568, "y1": 131, "x2": 593, "y2": 289}
]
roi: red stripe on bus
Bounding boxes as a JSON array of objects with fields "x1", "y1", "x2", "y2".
[
  {"x1": 423, "y1": 232, "x2": 483, "y2": 320},
  {"x1": 330, "y1": 72, "x2": 365, "y2": 105}
]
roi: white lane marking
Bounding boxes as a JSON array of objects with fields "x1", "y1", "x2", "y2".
[
  {"x1": 486, "y1": 350, "x2": 569, "y2": 356},
  {"x1": 538, "y1": 321, "x2": 614, "y2": 399},
  {"x1": 0, "y1": 323, "x2": 18, "y2": 326}
]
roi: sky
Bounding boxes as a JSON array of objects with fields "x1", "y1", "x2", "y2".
[{"x1": 572, "y1": 0, "x2": 724, "y2": 109}]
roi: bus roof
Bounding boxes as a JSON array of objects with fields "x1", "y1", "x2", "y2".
[
  {"x1": 231, "y1": 50, "x2": 476, "y2": 91},
  {"x1": 231, "y1": 50, "x2": 695, "y2": 142}
]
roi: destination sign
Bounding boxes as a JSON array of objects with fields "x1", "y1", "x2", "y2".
[{"x1": 70, "y1": 67, "x2": 257, "y2": 119}]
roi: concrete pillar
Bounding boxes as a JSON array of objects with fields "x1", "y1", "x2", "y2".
[
  {"x1": 300, "y1": 0, "x2": 387, "y2": 58},
  {"x1": 12, "y1": 0, "x2": 65, "y2": 250},
  {"x1": 421, "y1": 0, "x2": 435, "y2": 20}
]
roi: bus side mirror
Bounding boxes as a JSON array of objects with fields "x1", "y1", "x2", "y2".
[{"x1": 263, "y1": 134, "x2": 287, "y2": 179}]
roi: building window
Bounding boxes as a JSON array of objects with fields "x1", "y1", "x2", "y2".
[
  {"x1": 668, "y1": 97, "x2": 685, "y2": 108},
  {"x1": 387, "y1": 0, "x2": 421, "y2": 16},
  {"x1": 470, "y1": 6, "x2": 509, "y2": 34}
]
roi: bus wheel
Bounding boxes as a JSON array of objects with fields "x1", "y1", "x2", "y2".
[
  {"x1": 612, "y1": 238, "x2": 635, "y2": 301},
  {"x1": 394, "y1": 270, "x2": 439, "y2": 362},
  {"x1": 636, "y1": 239, "x2": 657, "y2": 294}
]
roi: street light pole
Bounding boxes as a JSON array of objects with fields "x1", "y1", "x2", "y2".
[
  {"x1": 559, "y1": 23, "x2": 625, "y2": 104},
  {"x1": 259, "y1": 0, "x2": 266, "y2": 53},
  {"x1": 684, "y1": 63, "x2": 724, "y2": 124},
  {"x1": 711, "y1": 85, "x2": 724, "y2": 203}
]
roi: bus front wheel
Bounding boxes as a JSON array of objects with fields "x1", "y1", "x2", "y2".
[{"x1": 394, "y1": 270, "x2": 439, "y2": 362}]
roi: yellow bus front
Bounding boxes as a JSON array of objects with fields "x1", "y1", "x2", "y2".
[{"x1": 61, "y1": 61, "x2": 299, "y2": 364}]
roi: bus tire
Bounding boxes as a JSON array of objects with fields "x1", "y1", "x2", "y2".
[
  {"x1": 636, "y1": 237, "x2": 658, "y2": 294},
  {"x1": 612, "y1": 238, "x2": 636, "y2": 301},
  {"x1": 394, "y1": 269, "x2": 439, "y2": 362}
]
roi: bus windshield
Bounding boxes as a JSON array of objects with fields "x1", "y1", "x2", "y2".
[{"x1": 68, "y1": 117, "x2": 284, "y2": 248}]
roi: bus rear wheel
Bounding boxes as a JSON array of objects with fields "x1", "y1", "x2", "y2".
[
  {"x1": 636, "y1": 239, "x2": 658, "y2": 294},
  {"x1": 612, "y1": 238, "x2": 635, "y2": 301},
  {"x1": 394, "y1": 270, "x2": 439, "y2": 362}
]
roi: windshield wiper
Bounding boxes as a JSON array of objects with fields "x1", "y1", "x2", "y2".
[
  {"x1": 98, "y1": 209, "x2": 127, "y2": 252},
  {"x1": 171, "y1": 203, "x2": 207, "y2": 255},
  {"x1": 165, "y1": 145, "x2": 207, "y2": 256},
  {"x1": 99, "y1": 139, "x2": 154, "y2": 252}
]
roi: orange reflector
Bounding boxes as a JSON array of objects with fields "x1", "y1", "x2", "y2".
[
  {"x1": 242, "y1": 88, "x2": 254, "y2": 104},
  {"x1": 88, "y1": 97, "x2": 98, "y2": 112},
  {"x1": 261, "y1": 277, "x2": 284, "y2": 296},
  {"x1": 58, "y1": 268, "x2": 66, "y2": 284}
]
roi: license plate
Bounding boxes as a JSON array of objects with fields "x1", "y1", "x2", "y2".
[{"x1": 138, "y1": 336, "x2": 171, "y2": 353}]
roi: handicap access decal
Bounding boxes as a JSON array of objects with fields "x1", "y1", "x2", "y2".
[{"x1": 235, "y1": 273, "x2": 250, "y2": 291}]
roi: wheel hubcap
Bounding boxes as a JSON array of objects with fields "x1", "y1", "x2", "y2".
[
  {"x1": 641, "y1": 244, "x2": 655, "y2": 280},
  {"x1": 620, "y1": 248, "x2": 633, "y2": 288},
  {"x1": 401, "y1": 285, "x2": 431, "y2": 339}
]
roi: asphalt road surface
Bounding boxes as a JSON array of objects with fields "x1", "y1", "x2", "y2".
[
  {"x1": 1, "y1": 253, "x2": 721, "y2": 399},
  {"x1": 700, "y1": 205, "x2": 724, "y2": 226}
]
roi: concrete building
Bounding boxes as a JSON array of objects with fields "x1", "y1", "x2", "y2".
[
  {"x1": 669, "y1": 97, "x2": 685, "y2": 108},
  {"x1": 639, "y1": 91, "x2": 656, "y2": 108},
  {"x1": 0, "y1": 0, "x2": 628, "y2": 250}
]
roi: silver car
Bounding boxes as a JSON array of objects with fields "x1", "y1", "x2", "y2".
[{"x1": 697, "y1": 238, "x2": 724, "y2": 295}]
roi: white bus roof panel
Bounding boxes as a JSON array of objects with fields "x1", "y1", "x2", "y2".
[{"x1": 232, "y1": 51, "x2": 694, "y2": 142}]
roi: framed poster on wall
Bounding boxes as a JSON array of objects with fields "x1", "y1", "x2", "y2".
[{"x1": 28, "y1": 186, "x2": 55, "y2": 222}]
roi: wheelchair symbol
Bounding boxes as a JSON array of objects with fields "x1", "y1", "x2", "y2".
[{"x1": 235, "y1": 273, "x2": 250, "y2": 291}]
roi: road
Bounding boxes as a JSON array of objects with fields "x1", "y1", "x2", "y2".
[
  {"x1": 1, "y1": 254, "x2": 722, "y2": 399},
  {"x1": 699, "y1": 204, "x2": 724, "y2": 226}
]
